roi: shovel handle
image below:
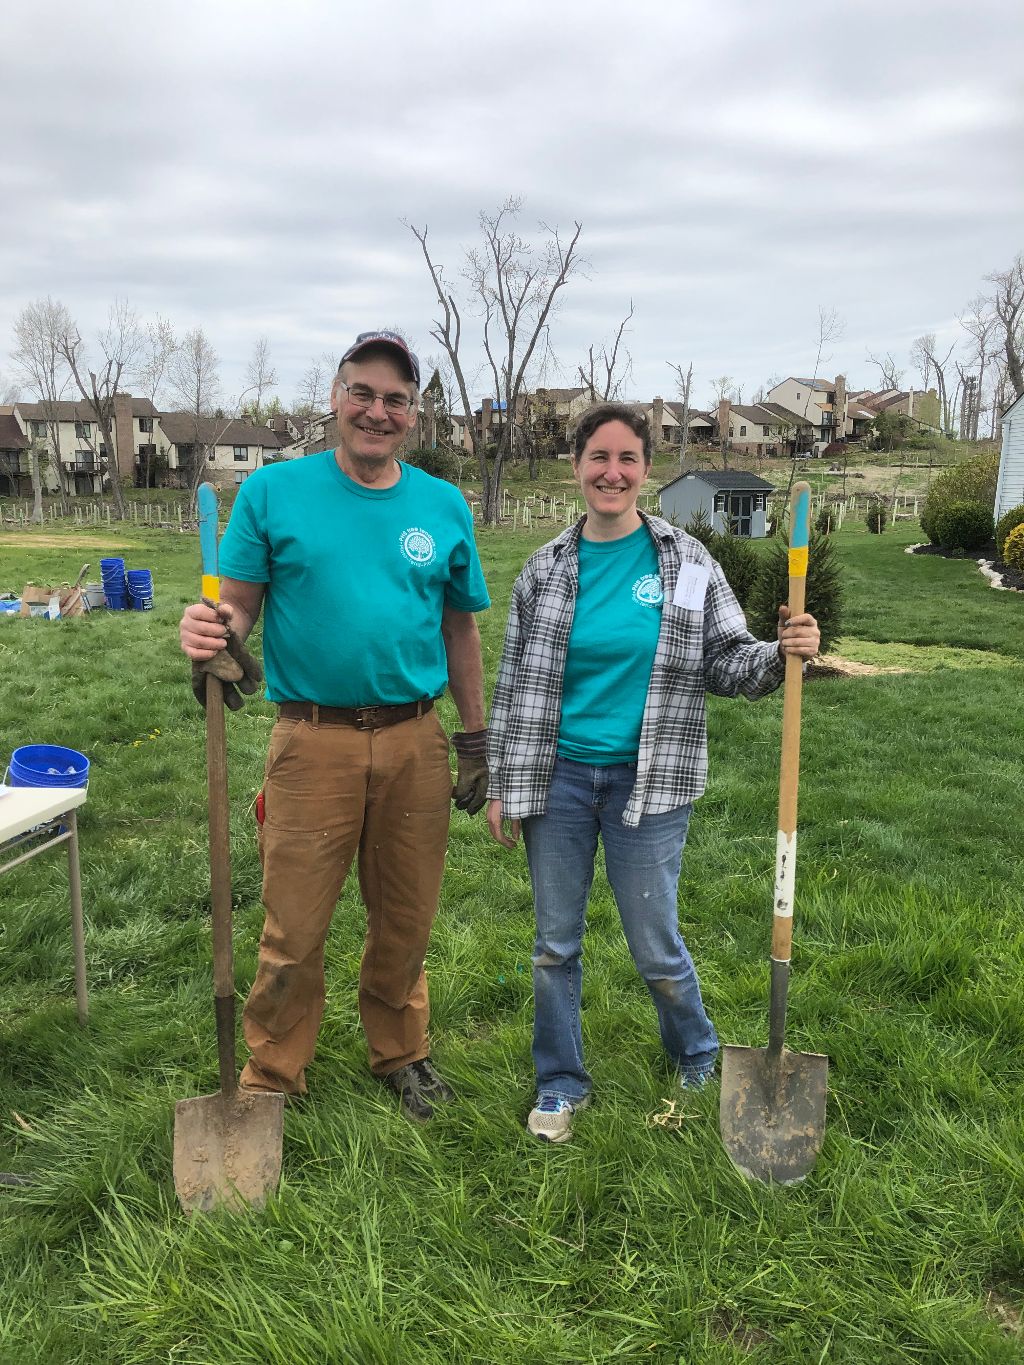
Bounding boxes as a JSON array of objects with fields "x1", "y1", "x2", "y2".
[{"x1": 772, "y1": 482, "x2": 809, "y2": 964}]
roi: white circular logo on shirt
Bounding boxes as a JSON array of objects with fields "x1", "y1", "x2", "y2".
[
  {"x1": 399, "y1": 527, "x2": 436, "y2": 565},
  {"x1": 632, "y1": 573, "x2": 664, "y2": 607}
]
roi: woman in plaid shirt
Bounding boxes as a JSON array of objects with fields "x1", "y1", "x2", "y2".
[{"x1": 486, "y1": 402, "x2": 820, "y2": 1144}]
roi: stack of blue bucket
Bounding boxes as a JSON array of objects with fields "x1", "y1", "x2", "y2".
[
  {"x1": 100, "y1": 557, "x2": 128, "y2": 610},
  {"x1": 8, "y1": 744, "x2": 90, "y2": 789},
  {"x1": 127, "y1": 568, "x2": 154, "y2": 611}
]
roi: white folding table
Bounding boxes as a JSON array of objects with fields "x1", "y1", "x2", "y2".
[{"x1": 0, "y1": 786, "x2": 89, "y2": 1023}]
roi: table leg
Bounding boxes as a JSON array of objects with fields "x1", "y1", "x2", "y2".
[{"x1": 66, "y1": 809, "x2": 88, "y2": 1024}]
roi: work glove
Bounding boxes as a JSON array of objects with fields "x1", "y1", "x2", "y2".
[
  {"x1": 451, "y1": 730, "x2": 489, "y2": 816},
  {"x1": 190, "y1": 599, "x2": 263, "y2": 712}
]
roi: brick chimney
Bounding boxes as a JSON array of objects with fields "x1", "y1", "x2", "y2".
[
  {"x1": 113, "y1": 393, "x2": 136, "y2": 479},
  {"x1": 481, "y1": 397, "x2": 492, "y2": 440},
  {"x1": 717, "y1": 398, "x2": 731, "y2": 445},
  {"x1": 834, "y1": 374, "x2": 847, "y2": 439}
]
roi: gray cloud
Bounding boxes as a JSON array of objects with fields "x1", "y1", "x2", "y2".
[{"x1": 2, "y1": 0, "x2": 1022, "y2": 413}]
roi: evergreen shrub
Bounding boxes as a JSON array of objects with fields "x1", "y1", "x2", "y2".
[
  {"x1": 403, "y1": 446, "x2": 463, "y2": 483},
  {"x1": 683, "y1": 507, "x2": 714, "y2": 547},
  {"x1": 920, "y1": 451, "x2": 1000, "y2": 544},
  {"x1": 932, "y1": 500, "x2": 994, "y2": 554},
  {"x1": 746, "y1": 529, "x2": 843, "y2": 656},
  {"x1": 995, "y1": 504, "x2": 1024, "y2": 559},
  {"x1": 707, "y1": 531, "x2": 759, "y2": 610},
  {"x1": 1002, "y1": 524, "x2": 1024, "y2": 574},
  {"x1": 866, "y1": 499, "x2": 888, "y2": 534}
]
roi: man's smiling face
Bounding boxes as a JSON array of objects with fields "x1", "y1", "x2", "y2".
[{"x1": 331, "y1": 352, "x2": 418, "y2": 472}]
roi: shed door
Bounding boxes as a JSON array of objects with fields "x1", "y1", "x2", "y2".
[{"x1": 726, "y1": 493, "x2": 753, "y2": 536}]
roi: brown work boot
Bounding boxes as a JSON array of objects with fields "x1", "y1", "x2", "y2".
[{"x1": 384, "y1": 1058, "x2": 455, "y2": 1123}]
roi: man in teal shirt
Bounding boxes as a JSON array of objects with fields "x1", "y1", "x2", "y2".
[{"x1": 180, "y1": 331, "x2": 490, "y2": 1122}]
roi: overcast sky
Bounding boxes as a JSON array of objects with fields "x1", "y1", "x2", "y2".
[{"x1": 3, "y1": 0, "x2": 1022, "y2": 415}]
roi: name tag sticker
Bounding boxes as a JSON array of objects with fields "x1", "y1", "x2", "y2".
[{"x1": 672, "y1": 563, "x2": 710, "y2": 611}]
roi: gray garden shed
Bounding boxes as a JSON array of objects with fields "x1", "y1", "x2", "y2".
[{"x1": 658, "y1": 470, "x2": 775, "y2": 538}]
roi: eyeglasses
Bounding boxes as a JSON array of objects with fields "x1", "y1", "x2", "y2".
[{"x1": 337, "y1": 382, "x2": 416, "y2": 416}]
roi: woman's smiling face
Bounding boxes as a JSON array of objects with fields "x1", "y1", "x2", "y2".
[{"x1": 573, "y1": 419, "x2": 650, "y2": 524}]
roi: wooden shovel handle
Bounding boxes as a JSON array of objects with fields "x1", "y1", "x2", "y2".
[{"x1": 771, "y1": 482, "x2": 810, "y2": 963}]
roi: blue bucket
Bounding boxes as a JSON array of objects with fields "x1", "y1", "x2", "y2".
[{"x1": 9, "y1": 744, "x2": 90, "y2": 788}]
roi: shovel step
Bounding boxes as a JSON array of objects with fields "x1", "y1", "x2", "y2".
[{"x1": 173, "y1": 1089, "x2": 285, "y2": 1214}]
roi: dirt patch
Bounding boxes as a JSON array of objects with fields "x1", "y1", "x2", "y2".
[
  {"x1": 0, "y1": 534, "x2": 143, "y2": 551},
  {"x1": 808, "y1": 654, "x2": 911, "y2": 678},
  {"x1": 711, "y1": 1311, "x2": 771, "y2": 1352},
  {"x1": 985, "y1": 1287, "x2": 1022, "y2": 1337}
]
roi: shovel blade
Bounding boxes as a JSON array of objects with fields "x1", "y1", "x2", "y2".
[
  {"x1": 173, "y1": 1089, "x2": 285, "y2": 1214},
  {"x1": 719, "y1": 1044, "x2": 828, "y2": 1186}
]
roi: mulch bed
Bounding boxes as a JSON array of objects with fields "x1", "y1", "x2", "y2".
[{"x1": 911, "y1": 539, "x2": 1024, "y2": 592}]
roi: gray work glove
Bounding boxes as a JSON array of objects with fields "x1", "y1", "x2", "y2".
[
  {"x1": 190, "y1": 598, "x2": 263, "y2": 712},
  {"x1": 451, "y1": 730, "x2": 489, "y2": 815}
]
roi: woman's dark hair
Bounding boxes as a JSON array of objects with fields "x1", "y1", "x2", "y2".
[{"x1": 572, "y1": 402, "x2": 652, "y2": 465}]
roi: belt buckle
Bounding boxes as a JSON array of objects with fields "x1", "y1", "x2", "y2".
[{"x1": 355, "y1": 705, "x2": 383, "y2": 731}]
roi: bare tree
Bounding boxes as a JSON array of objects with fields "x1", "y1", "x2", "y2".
[
  {"x1": 986, "y1": 253, "x2": 1024, "y2": 400},
  {"x1": 958, "y1": 296, "x2": 997, "y2": 440},
  {"x1": 169, "y1": 327, "x2": 225, "y2": 507},
  {"x1": 134, "y1": 315, "x2": 178, "y2": 488},
  {"x1": 799, "y1": 306, "x2": 844, "y2": 423},
  {"x1": 865, "y1": 350, "x2": 905, "y2": 389},
  {"x1": 57, "y1": 300, "x2": 145, "y2": 518},
  {"x1": 709, "y1": 375, "x2": 735, "y2": 406},
  {"x1": 11, "y1": 297, "x2": 76, "y2": 515},
  {"x1": 408, "y1": 200, "x2": 584, "y2": 522},
  {"x1": 911, "y1": 333, "x2": 956, "y2": 433},
  {"x1": 245, "y1": 336, "x2": 278, "y2": 425},
  {"x1": 579, "y1": 301, "x2": 634, "y2": 401},
  {"x1": 667, "y1": 361, "x2": 693, "y2": 473}
]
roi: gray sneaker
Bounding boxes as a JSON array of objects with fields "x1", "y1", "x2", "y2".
[
  {"x1": 384, "y1": 1058, "x2": 455, "y2": 1123},
  {"x1": 527, "y1": 1092, "x2": 591, "y2": 1144}
]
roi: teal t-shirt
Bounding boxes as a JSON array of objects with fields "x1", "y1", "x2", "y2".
[
  {"x1": 557, "y1": 524, "x2": 663, "y2": 765},
  {"x1": 218, "y1": 453, "x2": 490, "y2": 706}
]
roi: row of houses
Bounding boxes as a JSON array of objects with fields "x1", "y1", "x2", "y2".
[
  {"x1": 0, "y1": 395, "x2": 301, "y2": 498},
  {"x1": 443, "y1": 375, "x2": 941, "y2": 462},
  {"x1": 1, "y1": 372, "x2": 943, "y2": 499}
]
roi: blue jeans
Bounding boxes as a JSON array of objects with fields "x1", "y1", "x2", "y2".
[{"x1": 522, "y1": 757, "x2": 718, "y2": 1101}]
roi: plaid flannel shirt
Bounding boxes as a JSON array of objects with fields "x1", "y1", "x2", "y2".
[{"x1": 486, "y1": 512, "x2": 785, "y2": 828}]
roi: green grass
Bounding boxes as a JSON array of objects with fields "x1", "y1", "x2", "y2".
[{"x1": 1, "y1": 520, "x2": 1023, "y2": 1363}]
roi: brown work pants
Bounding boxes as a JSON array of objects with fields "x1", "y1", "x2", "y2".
[{"x1": 239, "y1": 711, "x2": 452, "y2": 1094}]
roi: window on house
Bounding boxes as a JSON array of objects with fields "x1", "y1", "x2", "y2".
[
  {"x1": 739, "y1": 425, "x2": 747, "y2": 436},
  {"x1": 233, "y1": 446, "x2": 249, "y2": 462},
  {"x1": 75, "y1": 421, "x2": 92, "y2": 439},
  {"x1": 234, "y1": 471, "x2": 247, "y2": 484},
  {"x1": 795, "y1": 392, "x2": 801, "y2": 402},
  {"x1": 764, "y1": 426, "x2": 772, "y2": 436},
  {"x1": 31, "y1": 421, "x2": 47, "y2": 439},
  {"x1": 138, "y1": 416, "x2": 153, "y2": 433},
  {"x1": 208, "y1": 450, "x2": 215, "y2": 461}
]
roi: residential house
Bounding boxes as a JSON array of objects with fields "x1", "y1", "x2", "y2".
[
  {"x1": 0, "y1": 412, "x2": 31, "y2": 497},
  {"x1": 156, "y1": 414, "x2": 285, "y2": 488},
  {"x1": 718, "y1": 401, "x2": 809, "y2": 456},
  {"x1": 765, "y1": 377, "x2": 846, "y2": 448},
  {"x1": 849, "y1": 387, "x2": 941, "y2": 432},
  {"x1": 659, "y1": 469, "x2": 775, "y2": 538},
  {"x1": 994, "y1": 391, "x2": 1024, "y2": 521},
  {"x1": 665, "y1": 404, "x2": 717, "y2": 447},
  {"x1": 13, "y1": 399, "x2": 115, "y2": 494}
]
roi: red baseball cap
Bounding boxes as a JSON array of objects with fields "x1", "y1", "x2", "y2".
[{"x1": 339, "y1": 330, "x2": 420, "y2": 386}]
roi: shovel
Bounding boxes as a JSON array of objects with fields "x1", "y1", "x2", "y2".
[
  {"x1": 719, "y1": 481, "x2": 828, "y2": 1185},
  {"x1": 173, "y1": 483, "x2": 284, "y2": 1214}
]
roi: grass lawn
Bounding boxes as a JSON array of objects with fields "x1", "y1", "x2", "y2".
[{"x1": 1, "y1": 517, "x2": 1022, "y2": 1363}]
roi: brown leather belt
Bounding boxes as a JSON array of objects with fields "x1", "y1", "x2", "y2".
[{"x1": 278, "y1": 699, "x2": 434, "y2": 731}]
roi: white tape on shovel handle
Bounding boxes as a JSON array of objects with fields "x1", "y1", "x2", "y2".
[{"x1": 774, "y1": 830, "x2": 797, "y2": 918}]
